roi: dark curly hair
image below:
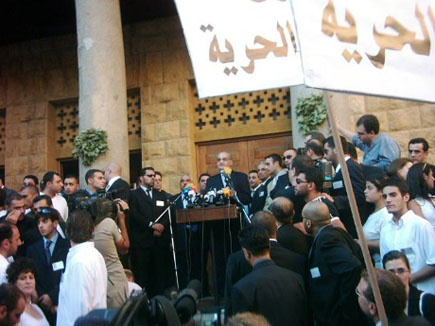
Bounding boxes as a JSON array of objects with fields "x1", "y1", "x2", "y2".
[{"x1": 6, "y1": 257, "x2": 35, "y2": 284}]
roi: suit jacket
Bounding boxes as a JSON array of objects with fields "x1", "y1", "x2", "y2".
[
  {"x1": 205, "y1": 171, "x2": 251, "y2": 205},
  {"x1": 231, "y1": 259, "x2": 308, "y2": 326},
  {"x1": 408, "y1": 284, "x2": 435, "y2": 326},
  {"x1": 106, "y1": 177, "x2": 130, "y2": 202},
  {"x1": 224, "y1": 241, "x2": 306, "y2": 319},
  {"x1": 330, "y1": 158, "x2": 368, "y2": 238},
  {"x1": 250, "y1": 178, "x2": 271, "y2": 215},
  {"x1": 269, "y1": 173, "x2": 290, "y2": 200},
  {"x1": 129, "y1": 187, "x2": 171, "y2": 249},
  {"x1": 308, "y1": 225, "x2": 367, "y2": 326},
  {"x1": 389, "y1": 314, "x2": 431, "y2": 326},
  {"x1": 277, "y1": 223, "x2": 309, "y2": 257},
  {"x1": 26, "y1": 235, "x2": 70, "y2": 305}
]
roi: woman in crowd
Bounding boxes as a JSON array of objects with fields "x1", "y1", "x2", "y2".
[
  {"x1": 387, "y1": 157, "x2": 413, "y2": 180},
  {"x1": 362, "y1": 176, "x2": 391, "y2": 268},
  {"x1": 92, "y1": 198, "x2": 130, "y2": 308},
  {"x1": 6, "y1": 257, "x2": 49, "y2": 326},
  {"x1": 407, "y1": 163, "x2": 435, "y2": 227},
  {"x1": 383, "y1": 250, "x2": 435, "y2": 325}
]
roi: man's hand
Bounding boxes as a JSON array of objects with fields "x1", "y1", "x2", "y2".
[
  {"x1": 114, "y1": 199, "x2": 129, "y2": 212},
  {"x1": 322, "y1": 193, "x2": 334, "y2": 203},
  {"x1": 152, "y1": 223, "x2": 164, "y2": 237},
  {"x1": 39, "y1": 294, "x2": 53, "y2": 310},
  {"x1": 6, "y1": 209, "x2": 21, "y2": 225}
]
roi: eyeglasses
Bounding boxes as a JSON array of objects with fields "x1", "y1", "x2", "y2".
[
  {"x1": 145, "y1": 174, "x2": 155, "y2": 178},
  {"x1": 283, "y1": 155, "x2": 293, "y2": 160},
  {"x1": 387, "y1": 268, "x2": 409, "y2": 275},
  {"x1": 295, "y1": 178, "x2": 308, "y2": 185},
  {"x1": 408, "y1": 149, "x2": 423, "y2": 154}
]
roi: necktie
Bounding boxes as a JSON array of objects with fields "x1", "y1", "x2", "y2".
[
  {"x1": 146, "y1": 189, "x2": 152, "y2": 199},
  {"x1": 45, "y1": 240, "x2": 52, "y2": 264}
]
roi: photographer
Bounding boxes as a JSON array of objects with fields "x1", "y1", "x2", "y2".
[{"x1": 92, "y1": 198, "x2": 130, "y2": 309}]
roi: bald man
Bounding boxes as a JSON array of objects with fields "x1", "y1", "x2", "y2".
[
  {"x1": 304, "y1": 201, "x2": 367, "y2": 326},
  {"x1": 104, "y1": 162, "x2": 130, "y2": 202}
]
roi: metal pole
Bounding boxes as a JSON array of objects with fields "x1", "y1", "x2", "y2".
[{"x1": 323, "y1": 92, "x2": 388, "y2": 326}]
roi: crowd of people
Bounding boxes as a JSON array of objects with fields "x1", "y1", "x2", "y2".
[{"x1": 0, "y1": 113, "x2": 433, "y2": 326}]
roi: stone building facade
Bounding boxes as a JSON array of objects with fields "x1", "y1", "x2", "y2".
[{"x1": 0, "y1": 16, "x2": 433, "y2": 194}]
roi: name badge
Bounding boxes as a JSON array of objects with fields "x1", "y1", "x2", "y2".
[
  {"x1": 333, "y1": 180, "x2": 343, "y2": 189},
  {"x1": 156, "y1": 200, "x2": 165, "y2": 207},
  {"x1": 310, "y1": 267, "x2": 321, "y2": 279},
  {"x1": 259, "y1": 191, "x2": 265, "y2": 197},
  {"x1": 52, "y1": 261, "x2": 64, "y2": 272}
]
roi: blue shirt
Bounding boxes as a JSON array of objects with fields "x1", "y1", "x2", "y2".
[
  {"x1": 352, "y1": 132, "x2": 400, "y2": 171},
  {"x1": 43, "y1": 232, "x2": 59, "y2": 256}
]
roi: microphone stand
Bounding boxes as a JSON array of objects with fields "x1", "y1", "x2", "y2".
[
  {"x1": 224, "y1": 175, "x2": 251, "y2": 224},
  {"x1": 154, "y1": 192, "x2": 183, "y2": 291}
]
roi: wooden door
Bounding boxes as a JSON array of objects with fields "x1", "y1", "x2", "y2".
[{"x1": 196, "y1": 133, "x2": 292, "y2": 176}]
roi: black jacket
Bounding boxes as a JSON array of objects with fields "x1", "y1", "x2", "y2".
[
  {"x1": 308, "y1": 225, "x2": 367, "y2": 326},
  {"x1": 408, "y1": 284, "x2": 435, "y2": 326},
  {"x1": 277, "y1": 223, "x2": 309, "y2": 257},
  {"x1": 205, "y1": 171, "x2": 251, "y2": 205},
  {"x1": 106, "y1": 177, "x2": 130, "y2": 202},
  {"x1": 26, "y1": 235, "x2": 70, "y2": 305},
  {"x1": 129, "y1": 187, "x2": 171, "y2": 249},
  {"x1": 250, "y1": 179, "x2": 271, "y2": 215},
  {"x1": 231, "y1": 259, "x2": 308, "y2": 326}
]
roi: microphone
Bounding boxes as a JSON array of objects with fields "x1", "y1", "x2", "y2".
[{"x1": 221, "y1": 166, "x2": 235, "y2": 191}]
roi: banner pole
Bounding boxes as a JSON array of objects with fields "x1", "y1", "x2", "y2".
[{"x1": 323, "y1": 92, "x2": 388, "y2": 326}]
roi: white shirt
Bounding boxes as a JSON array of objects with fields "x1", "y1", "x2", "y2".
[
  {"x1": 18, "y1": 302, "x2": 49, "y2": 326},
  {"x1": 380, "y1": 210, "x2": 435, "y2": 293},
  {"x1": 363, "y1": 207, "x2": 392, "y2": 241},
  {"x1": 106, "y1": 176, "x2": 121, "y2": 191},
  {"x1": 128, "y1": 281, "x2": 142, "y2": 296},
  {"x1": 51, "y1": 194, "x2": 69, "y2": 222},
  {"x1": 0, "y1": 254, "x2": 9, "y2": 284},
  {"x1": 57, "y1": 242, "x2": 107, "y2": 326}
]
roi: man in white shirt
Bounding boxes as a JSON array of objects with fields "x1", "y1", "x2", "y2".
[
  {"x1": 0, "y1": 223, "x2": 21, "y2": 283},
  {"x1": 56, "y1": 209, "x2": 107, "y2": 326},
  {"x1": 380, "y1": 177, "x2": 435, "y2": 294},
  {"x1": 263, "y1": 154, "x2": 288, "y2": 209},
  {"x1": 41, "y1": 171, "x2": 68, "y2": 222}
]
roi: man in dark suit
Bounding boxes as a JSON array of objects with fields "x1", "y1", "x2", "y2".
[
  {"x1": 104, "y1": 162, "x2": 130, "y2": 202},
  {"x1": 172, "y1": 174, "x2": 202, "y2": 290},
  {"x1": 230, "y1": 225, "x2": 308, "y2": 326},
  {"x1": 304, "y1": 200, "x2": 367, "y2": 326},
  {"x1": 357, "y1": 269, "x2": 430, "y2": 326},
  {"x1": 324, "y1": 136, "x2": 368, "y2": 238},
  {"x1": 129, "y1": 167, "x2": 175, "y2": 298},
  {"x1": 224, "y1": 210, "x2": 306, "y2": 319},
  {"x1": 269, "y1": 197, "x2": 308, "y2": 256},
  {"x1": 204, "y1": 151, "x2": 251, "y2": 296},
  {"x1": 263, "y1": 154, "x2": 289, "y2": 209},
  {"x1": 26, "y1": 207, "x2": 70, "y2": 325},
  {"x1": 249, "y1": 161, "x2": 271, "y2": 216}
]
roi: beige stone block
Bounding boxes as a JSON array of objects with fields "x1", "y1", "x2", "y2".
[
  {"x1": 5, "y1": 139, "x2": 19, "y2": 157},
  {"x1": 179, "y1": 119, "x2": 190, "y2": 137},
  {"x1": 6, "y1": 123, "x2": 21, "y2": 139},
  {"x1": 412, "y1": 128, "x2": 435, "y2": 149},
  {"x1": 6, "y1": 156, "x2": 28, "y2": 176},
  {"x1": 0, "y1": 77, "x2": 7, "y2": 107},
  {"x1": 151, "y1": 83, "x2": 179, "y2": 104},
  {"x1": 373, "y1": 112, "x2": 389, "y2": 132},
  {"x1": 32, "y1": 103, "x2": 49, "y2": 120},
  {"x1": 142, "y1": 36, "x2": 168, "y2": 53},
  {"x1": 149, "y1": 157, "x2": 178, "y2": 176},
  {"x1": 41, "y1": 52, "x2": 61, "y2": 70},
  {"x1": 28, "y1": 154, "x2": 47, "y2": 173},
  {"x1": 143, "y1": 141, "x2": 165, "y2": 160},
  {"x1": 141, "y1": 125, "x2": 155, "y2": 142},
  {"x1": 6, "y1": 76, "x2": 25, "y2": 106},
  {"x1": 163, "y1": 50, "x2": 186, "y2": 83},
  {"x1": 155, "y1": 121, "x2": 180, "y2": 141},
  {"x1": 141, "y1": 87, "x2": 151, "y2": 106},
  {"x1": 22, "y1": 70, "x2": 45, "y2": 103},
  {"x1": 142, "y1": 104, "x2": 166, "y2": 124},
  {"x1": 346, "y1": 95, "x2": 365, "y2": 115},
  {"x1": 167, "y1": 33, "x2": 187, "y2": 50},
  {"x1": 388, "y1": 130, "x2": 410, "y2": 154},
  {"x1": 387, "y1": 108, "x2": 421, "y2": 131},
  {"x1": 167, "y1": 175, "x2": 181, "y2": 195},
  {"x1": 166, "y1": 138, "x2": 189, "y2": 156},
  {"x1": 29, "y1": 138, "x2": 46, "y2": 155},
  {"x1": 166, "y1": 101, "x2": 187, "y2": 121},
  {"x1": 420, "y1": 105, "x2": 435, "y2": 128},
  {"x1": 178, "y1": 155, "x2": 194, "y2": 176},
  {"x1": 18, "y1": 139, "x2": 32, "y2": 156},
  {"x1": 145, "y1": 53, "x2": 163, "y2": 85},
  {"x1": 63, "y1": 67, "x2": 79, "y2": 98},
  {"x1": 44, "y1": 69, "x2": 66, "y2": 99},
  {"x1": 365, "y1": 96, "x2": 414, "y2": 112},
  {"x1": 126, "y1": 55, "x2": 139, "y2": 88}
]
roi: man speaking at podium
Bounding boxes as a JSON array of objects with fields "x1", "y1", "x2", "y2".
[{"x1": 205, "y1": 151, "x2": 251, "y2": 297}]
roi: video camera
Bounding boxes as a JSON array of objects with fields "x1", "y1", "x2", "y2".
[
  {"x1": 87, "y1": 280, "x2": 201, "y2": 326},
  {"x1": 70, "y1": 190, "x2": 118, "y2": 224}
]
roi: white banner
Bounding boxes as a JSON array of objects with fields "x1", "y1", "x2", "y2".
[
  {"x1": 174, "y1": 0, "x2": 304, "y2": 98},
  {"x1": 292, "y1": 0, "x2": 435, "y2": 103}
]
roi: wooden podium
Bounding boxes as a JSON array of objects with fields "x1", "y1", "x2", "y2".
[
  {"x1": 175, "y1": 204, "x2": 239, "y2": 306},
  {"x1": 176, "y1": 205, "x2": 238, "y2": 223}
]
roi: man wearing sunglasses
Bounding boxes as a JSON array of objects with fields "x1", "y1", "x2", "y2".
[
  {"x1": 282, "y1": 148, "x2": 297, "y2": 169},
  {"x1": 26, "y1": 207, "x2": 70, "y2": 324}
]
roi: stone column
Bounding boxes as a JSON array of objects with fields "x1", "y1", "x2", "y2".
[{"x1": 75, "y1": 0, "x2": 129, "y2": 183}]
